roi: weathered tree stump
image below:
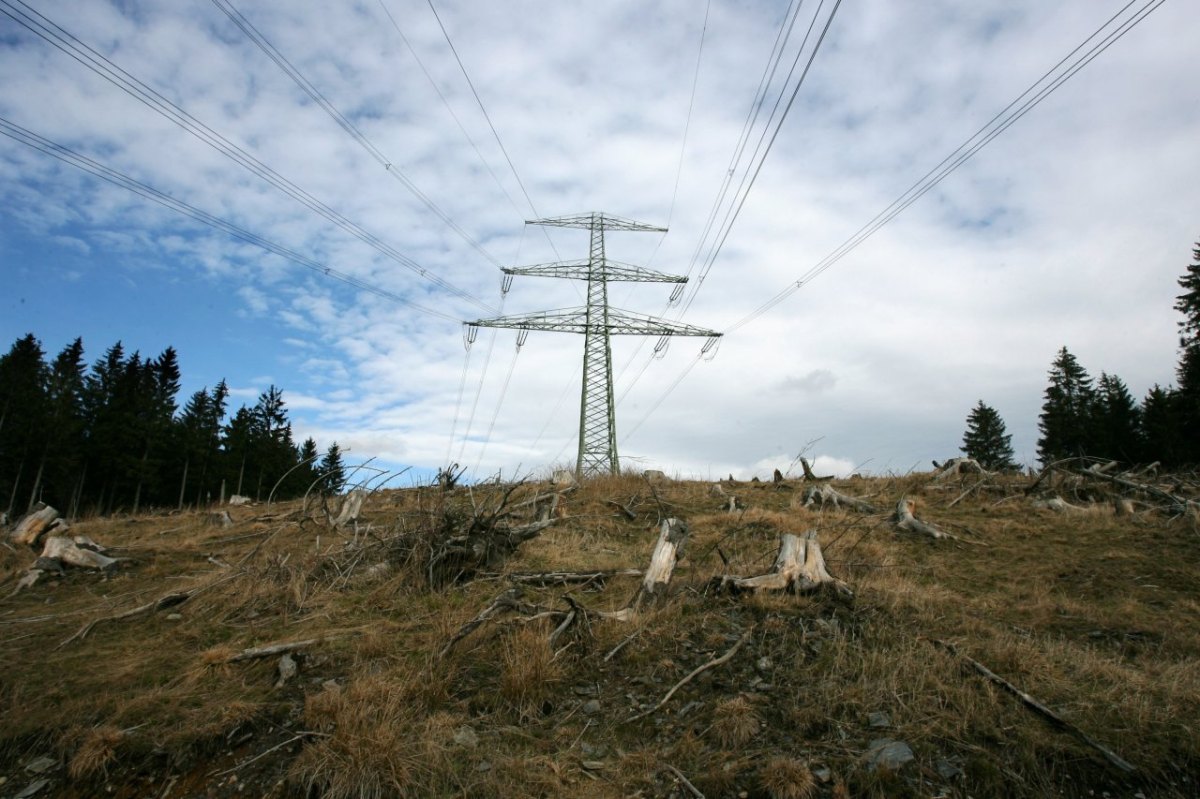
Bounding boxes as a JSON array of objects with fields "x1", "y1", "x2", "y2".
[
  {"x1": 800, "y1": 458, "x2": 834, "y2": 482},
  {"x1": 798, "y1": 484, "x2": 876, "y2": 513},
  {"x1": 710, "y1": 531, "x2": 851, "y2": 597},
  {"x1": 892, "y1": 497, "x2": 953, "y2": 539},
  {"x1": 11, "y1": 504, "x2": 61, "y2": 547},
  {"x1": 626, "y1": 517, "x2": 688, "y2": 612},
  {"x1": 932, "y1": 458, "x2": 989, "y2": 481},
  {"x1": 40, "y1": 536, "x2": 119, "y2": 570}
]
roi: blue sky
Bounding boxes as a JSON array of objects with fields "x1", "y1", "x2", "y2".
[{"x1": 1, "y1": 0, "x2": 1197, "y2": 481}]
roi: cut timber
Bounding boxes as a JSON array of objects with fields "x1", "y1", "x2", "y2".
[
  {"x1": 893, "y1": 497, "x2": 953, "y2": 539},
  {"x1": 800, "y1": 458, "x2": 834, "y2": 482},
  {"x1": 40, "y1": 536, "x2": 118, "y2": 570},
  {"x1": 932, "y1": 458, "x2": 989, "y2": 481},
  {"x1": 711, "y1": 532, "x2": 852, "y2": 597},
  {"x1": 229, "y1": 636, "x2": 333, "y2": 663},
  {"x1": 11, "y1": 504, "x2": 59, "y2": 547},
  {"x1": 798, "y1": 484, "x2": 876, "y2": 513}
]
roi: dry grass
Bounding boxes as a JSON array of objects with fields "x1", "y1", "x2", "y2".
[{"x1": 1, "y1": 472, "x2": 1198, "y2": 797}]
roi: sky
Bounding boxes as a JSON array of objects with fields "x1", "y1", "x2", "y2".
[{"x1": 1, "y1": 0, "x2": 1196, "y2": 483}]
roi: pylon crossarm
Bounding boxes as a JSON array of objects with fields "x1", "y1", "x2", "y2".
[
  {"x1": 505, "y1": 259, "x2": 687, "y2": 284},
  {"x1": 469, "y1": 307, "x2": 721, "y2": 338},
  {"x1": 526, "y1": 212, "x2": 666, "y2": 233}
]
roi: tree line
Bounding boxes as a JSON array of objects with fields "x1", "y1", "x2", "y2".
[
  {"x1": 961, "y1": 240, "x2": 1200, "y2": 470},
  {"x1": 0, "y1": 338, "x2": 347, "y2": 519}
]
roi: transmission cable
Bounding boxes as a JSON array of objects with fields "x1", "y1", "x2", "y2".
[
  {"x1": 0, "y1": 0, "x2": 495, "y2": 314},
  {"x1": 375, "y1": 0, "x2": 526, "y2": 221},
  {"x1": 726, "y1": 0, "x2": 1164, "y2": 333},
  {"x1": 444, "y1": 343, "x2": 474, "y2": 467},
  {"x1": 0, "y1": 115, "x2": 461, "y2": 322},
  {"x1": 471, "y1": 335, "x2": 524, "y2": 475},
  {"x1": 423, "y1": 0, "x2": 565, "y2": 264},
  {"x1": 621, "y1": 0, "x2": 1165, "y2": 443},
  {"x1": 210, "y1": 0, "x2": 505, "y2": 270}
]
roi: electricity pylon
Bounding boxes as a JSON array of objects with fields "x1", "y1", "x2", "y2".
[{"x1": 467, "y1": 212, "x2": 721, "y2": 478}]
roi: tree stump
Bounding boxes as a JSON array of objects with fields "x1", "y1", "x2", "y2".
[
  {"x1": 892, "y1": 497, "x2": 952, "y2": 539},
  {"x1": 627, "y1": 517, "x2": 688, "y2": 612},
  {"x1": 12, "y1": 504, "x2": 60, "y2": 547},
  {"x1": 711, "y1": 531, "x2": 851, "y2": 597}
]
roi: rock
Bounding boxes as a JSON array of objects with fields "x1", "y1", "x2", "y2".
[
  {"x1": 580, "y1": 742, "x2": 607, "y2": 758},
  {"x1": 581, "y1": 760, "x2": 606, "y2": 771},
  {"x1": 756, "y1": 656, "x2": 772, "y2": 673},
  {"x1": 24, "y1": 756, "x2": 56, "y2": 774},
  {"x1": 936, "y1": 758, "x2": 963, "y2": 779},
  {"x1": 812, "y1": 767, "x2": 831, "y2": 783},
  {"x1": 868, "y1": 711, "x2": 891, "y2": 728},
  {"x1": 572, "y1": 684, "x2": 600, "y2": 697},
  {"x1": 475, "y1": 760, "x2": 492, "y2": 773},
  {"x1": 863, "y1": 738, "x2": 914, "y2": 772},
  {"x1": 453, "y1": 726, "x2": 478, "y2": 748},
  {"x1": 275, "y1": 654, "x2": 298, "y2": 688},
  {"x1": 582, "y1": 700, "x2": 602, "y2": 715},
  {"x1": 166, "y1": 613, "x2": 183, "y2": 621}
]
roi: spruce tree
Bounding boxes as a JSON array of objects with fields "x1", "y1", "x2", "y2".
[
  {"x1": 1037, "y1": 347, "x2": 1096, "y2": 464},
  {"x1": 960, "y1": 400, "x2": 1016, "y2": 470},
  {"x1": 318, "y1": 442, "x2": 346, "y2": 496},
  {"x1": 1092, "y1": 372, "x2": 1141, "y2": 464},
  {"x1": 1139, "y1": 385, "x2": 1181, "y2": 466},
  {"x1": 1174, "y1": 240, "x2": 1200, "y2": 462},
  {"x1": 0, "y1": 334, "x2": 48, "y2": 516}
]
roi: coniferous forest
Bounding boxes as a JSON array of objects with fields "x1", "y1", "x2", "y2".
[{"x1": 0, "y1": 337, "x2": 345, "y2": 520}]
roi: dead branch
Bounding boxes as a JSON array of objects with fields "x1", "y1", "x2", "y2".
[
  {"x1": 493, "y1": 569, "x2": 642, "y2": 587},
  {"x1": 60, "y1": 591, "x2": 193, "y2": 648},
  {"x1": 627, "y1": 629, "x2": 752, "y2": 722},
  {"x1": 664, "y1": 764, "x2": 706, "y2": 799},
  {"x1": 228, "y1": 636, "x2": 335, "y2": 663},
  {"x1": 606, "y1": 499, "x2": 637, "y2": 521},
  {"x1": 931, "y1": 638, "x2": 1136, "y2": 773},
  {"x1": 799, "y1": 458, "x2": 834, "y2": 482},
  {"x1": 1031, "y1": 496, "x2": 1089, "y2": 514}
]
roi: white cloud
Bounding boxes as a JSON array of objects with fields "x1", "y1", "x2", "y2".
[{"x1": 0, "y1": 0, "x2": 1195, "y2": 482}]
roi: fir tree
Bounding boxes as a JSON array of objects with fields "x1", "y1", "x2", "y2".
[
  {"x1": 960, "y1": 400, "x2": 1016, "y2": 471},
  {"x1": 1174, "y1": 240, "x2": 1200, "y2": 462},
  {"x1": 1091, "y1": 373, "x2": 1141, "y2": 464},
  {"x1": 0, "y1": 334, "x2": 48, "y2": 516},
  {"x1": 318, "y1": 442, "x2": 346, "y2": 496},
  {"x1": 1139, "y1": 385, "x2": 1182, "y2": 466},
  {"x1": 1037, "y1": 347, "x2": 1096, "y2": 464}
]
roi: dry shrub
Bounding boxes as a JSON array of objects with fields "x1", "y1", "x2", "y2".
[
  {"x1": 710, "y1": 696, "x2": 759, "y2": 747},
  {"x1": 68, "y1": 725, "x2": 123, "y2": 779},
  {"x1": 290, "y1": 672, "x2": 459, "y2": 798},
  {"x1": 499, "y1": 624, "x2": 561, "y2": 718},
  {"x1": 759, "y1": 756, "x2": 816, "y2": 799}
]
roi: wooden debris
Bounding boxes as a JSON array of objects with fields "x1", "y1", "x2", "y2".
[
  {"x1": 643, "y1": 469, "x2": 668, "y2": 481},
  {"x1": 893, "y1": 497, "x2": 955, "y2": 540},
  {"x1": 333, "y1": 489, "x2": 365, "y2": 529},
  {"x1": 11, "y1": 504, "x2": 60, "y2": 547},
  {"x1": 932, "y1": 458, "x2": 989, "y2": 481},
  {"x1": 664, "y1": 764, "x2": 706, "y2": 798},
  {"x1": 626, "y1": 518, "x2": 688, "y2": 613},
  {"x1": 274, "y1": 653, "x2": 298, "y2": 688},
  {"x1": 551, "y1": 469, "x2": 577, "y2": 488},
  {"x1": 60, "y1": 590, "x2": 195, "y2": 648},
  {"x1": 709, "y1": 532, "x2": 852, "y2": 597},
  {"x1": 229, "y1": 636, "x2": 331, "y2": 663},
  {"x1": 798, "y1": 484, "x2": 876, "y2": 513},
  {"x1": 1032, "y1": 496, "x2": 1088, "y2": 514},
  {"x1": 931, "y1": 638, "x2": 1136, "y2": 774},
  {"x1": 495, "y1": 569, "x2": 642, "y2": 587},
  {"x1": 799, "y1": 458, "x2": 834, "y2": 482},
  {"x1": 606, "y1": 499, "x2": 637, "y2": 521},
  {"x1": 40, "y1": 536, "x2": 118, "y2": 570},
  {"x1": 628, "y1": 629, "x2": 751, "y2": 721}
]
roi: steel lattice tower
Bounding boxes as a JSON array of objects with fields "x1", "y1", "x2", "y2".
[{"x1": 467, "y1": 212, "x2": 721, "y2": 477}]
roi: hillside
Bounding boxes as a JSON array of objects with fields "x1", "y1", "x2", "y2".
[{"x1": 2, "y1": 465, "x2": 1198, "y2": 798}]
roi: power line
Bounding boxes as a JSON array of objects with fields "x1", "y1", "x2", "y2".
[
  {"x1": 0, "y1": 0, "x2": 495, "y2": 314},
  {"x1": 210, "y1": 0, "x2": 505, "y2": 271},
  {"x1": 0, "y1": 115, "x2": 461, "y2": 323},
  {"x1": 727, "y1": 0, "x2": 1165, "y2": 333},
  {"x1": 374, "y1": 0, "x2": 527, "y2": 221},
  {"x1": 423, "y1": 0, "x2": 566, "y2": 264},
  {"x1": 622, "y1": 0, "x2": 1165, "y2": 443}
]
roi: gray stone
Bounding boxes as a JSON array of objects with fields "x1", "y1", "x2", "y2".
[
  {"x1": 868, "y1": 711, "x2": 891, "y2": 728},
  {"x1": 166, "y1": 613, "x2": 183, "y2": 621},
  {"x1": 812, "y1": 767, "x2": 831, "y2": 783},
  {"x1": 756, "y1": 656, "x2": 773, "y2": 673},
  {"x1": 16, "y1": 779, "x2": 51, "y2": 799},
  {"x1": 582, "y1": 699, "x2": 602, "y2": 715},
  {"x1": 580, "y1": 742, "x2": 607, "y2": 758},
  {"x1": 936, "y1": 758, "x2": 963, "y2": 780},
  {"x1": 475, "y1": 760, "x2": 492, "y2": 773},
  {"x1": 453, "y1": 726, "x2": 478, "y2": 748},
  {"x1": 864, "y1": 738, "x2": 914, "y2": 772}
]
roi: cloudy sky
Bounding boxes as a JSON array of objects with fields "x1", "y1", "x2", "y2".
[{"x1": 1, "y1": 0, "x2": 1195, "y2": 482}]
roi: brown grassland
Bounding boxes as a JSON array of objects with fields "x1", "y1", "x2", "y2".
[{"x1": 1, "y1": 468, "x2": 1198, "y2": 798}]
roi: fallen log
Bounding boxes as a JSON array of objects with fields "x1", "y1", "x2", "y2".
[
  {"x1": 709, "y1": 531, "x2": 852, "y2": 597},
  {"x1": 932, "y1": 458, "x2": 989, "y2": 481},
  {"x1": 40, "y1": 536, "x2": 118, "y2": 570},
  {"x1": 229, "y1": 636, "x2": 334, "y2": 663},
  {"x1": 1031, "y1": 496, "x2": 1088, "y2": 514},
  {"x1": 798, "y1": 484, "x2": 876, "y2": 513},
  {"x1": 931, "y1": 638, "x2": 1135, "y2": 774}
]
